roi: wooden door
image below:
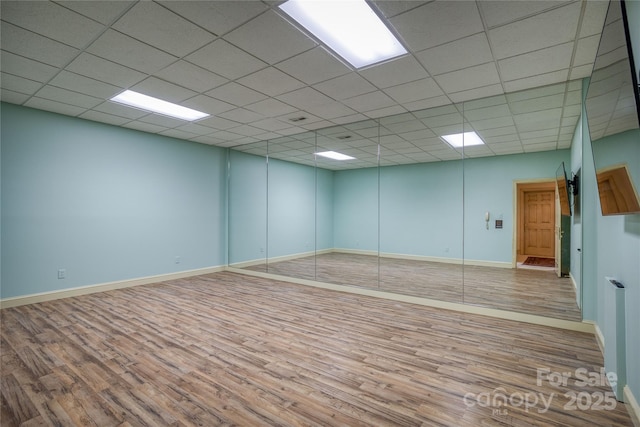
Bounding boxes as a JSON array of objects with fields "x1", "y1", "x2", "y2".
[{"x1": 523, "y1": 190, "x2": 555, "y2": 257}]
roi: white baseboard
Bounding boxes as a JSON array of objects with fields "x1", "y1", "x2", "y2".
[
  {"x1": 227, "y1": 266, "x2": 595, "y2": 333},
  {"x1": 0, "y1": 266, "x2": 225, "y2": 309},
  {"x1": 624, "y1": 385, "x2": 640, "y2": 427},
  {"x1": 229, "y1": 248, "x2": 333, "y2": 268},
  {"x1": 333, "y1": 249, "x2": 512, "y2": 269}
]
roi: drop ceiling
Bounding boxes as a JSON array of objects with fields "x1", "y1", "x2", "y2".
[{"x1": 0, "y1": 0, "x2": 609, "y2": 169}]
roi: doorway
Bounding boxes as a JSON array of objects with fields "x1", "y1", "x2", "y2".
[{"x1": 515, "y1": 181, "x2": 556, "y2": 267}]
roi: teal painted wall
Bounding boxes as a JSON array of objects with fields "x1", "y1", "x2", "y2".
[
  {"x1": 333, "y1": 167, "x2": 379, "y2": 252},
  {"x1": 268, "y1": 158, "x2": 334, "y2": 258},
  {"x1": 1, "y1": 103, "x2": 227, "y2": 299},
  {"x1": 592, "y1": 129, "x2": 640, "y2": 402},
  {"x1": 335, "y1": 151, "x2": 569, "y2": 263},
  {"x1": 463, "y1": 150, "x2": 569, "y2": 263},
  {"x1": 380, "y1": 161, "x2": 463, "y2": 259},
  {"x1": 228, "y1": 150, "x2": 267, "y2": 265},
  {"x1": 227, "y1": 151, "x2": 333, "y2": 264}
]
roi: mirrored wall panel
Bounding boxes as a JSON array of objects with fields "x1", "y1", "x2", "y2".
[{"x1": 228, "y1": 80, "x2": 587, "y2": 321}]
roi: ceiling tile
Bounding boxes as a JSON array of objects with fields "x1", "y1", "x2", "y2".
[
  {"x1": 276, "y1": 87, "x2": 334, "y2": 110},
  {"x1": 245, "y1": 98, "x2": 298, "y2": 117},
  {"x1": 462, "y1": 103, "x2": 511, "y2": 121},
  {"x1": 185, "y1": 40, "x2": 267, "y2": 79},
  {"x1": 155, "y1": 61, "x2": 228, "y2": 93},
  {"x1": 579, "y1": 0, "x2": 609, "y2": 38},
  {"x1": 49, "y1": 71, "x2": 121, "y2": 99},
  {"x1": 569, "y1": 64, "x2": 594, "y2": 80},
  {"x1": 573, "y1": 34, "x2": 601, "y2": 66},
  {"x1": 276, "y1": 47, "x2": 350, "y2": 85},
  {"x1": 112, "y1": 2, "x2": 214, "y2": 57},
  {"x1": 24, "y1": 97, "x2": 86, "y2": 116},
  {"x1": 207, "y1": 82, "x2": 268, "y2": 107},
  {"x1": 1, "y1": 23, "x2": 79, "y2": 68},
  {"x1": 359, "y1": 55, "x2": 429, "y2": 89},
  {"x1": 402, "y1": 96, "x2": 452, "y2": 112},
  {"x1": 92, "y1": 101, "x2": 149, "y2": 120},
  {"x1": 197, "y1": 116, "x2": 243, "y2": 131},
  {"x1": 313, "y1": 73, "x2": 377, "y2": 101},
  {"x1": 218, "y1": 108, "x2": 265, "y2": 124},
  {"x1": 1, "y1": 89, "x2": 30, "y2": 104},
  {"x1": 479, "y1": 1, "x2": 571, "y2": 29},
  {"x1": 342, "y1": 91, "x2": 397, "y2": 113},
  {"x1": 237, "y1": 67, "x2": 305, "y2": 97},
  {"x1": 225, "y1": 10, "x2": 316, "y2": 64},
  {"x1": 508, "y1": 93, "x2": 565, "y2": 115},
  {"x1": 181, "y1": 95, "x2": 236, "y2": 116},
  {"x1": 159, "y1": 128, "x2": 200, "y2": 140},
  {"x1": 498, "y1": 43, "x2": 574, "y2": 81},
  {"x1": 0, "y1": 51, "x2": 59, "y2": 83},
  {"x1": 1, "y1": 1, "x2": 105, "y2": 48},
  {"x1": 159, "y1": 1, "x2": 268, "y2": 36},
  {"x1": 124, "y1": 120, "x2": 167, "y2": 133},
  {"x1": 434, "y1": 62, "x2": 501, "y2": 93},
  {"x1": 448, "y1": 84, "x2": 504, "y2": 103},
  {"x1": 87, "y1": 29, "x2": 177, "y2": 74},
  {"x1": 488, "y1": 2, "x2": 581, "y2": 60},
  {"x1": 503, "y1": 70, "x2": 569, "y2": 93},
  {"x1": 138, "y1": 113, "x2": 186, "y2": 128},
  {"x1": 384, "y1": 79, "x2": 444, "y2": 104},
  {"x1": 513, "y1": 108, "x2": 563, "y2": 131},
  {"x1": 416, "y1": 33, "x2": 493, "y2": 76},
  {"x1": 57, "y1": 1, "x2": 135, "y2": 25},
  {"x1": 0, "y1": 72, "x2": 42, "y2": 95},
  {"x1": 372, "y1": 1, "x2": 425, "y2": 19},
  {"x1": 66, "y1": 53, "x2": 146, "y2": 87},
  {"x1": 390, "y1": 0, "x2": 484, "y2": 51},
  {"x1": 79, "y1": 110, "x2": 131, "y2": 126},
  {"x1": 175, "y1": 122, "x2": 217, "y2": 136},
  {"x1": 130, "y1": 77, "x2": 197, "y2": 103},
  {"x1": 304, "y1": 101, "x2": 357, "y2": 121}
]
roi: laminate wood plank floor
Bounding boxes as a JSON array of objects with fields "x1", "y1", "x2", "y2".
[
  {"x1": 1, "y1": 272, "x2": 630, "y2": 426},
  {"x1": 247, "y1": 253, "x2": 582, "y2": 321}
]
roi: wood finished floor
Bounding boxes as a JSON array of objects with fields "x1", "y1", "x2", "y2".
[
  {"x1": 1, "y1": 272, "x2": 631, "y2": 426},
  {"x1": 246, "y1": 253, "x2": 582, "y2": 321}
]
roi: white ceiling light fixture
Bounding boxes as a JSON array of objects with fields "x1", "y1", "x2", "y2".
[
  {"x1": 441, "y1": 131, "x2": 485, "y2": 148},
  {"x1": 316, "y1": 151, "x2": 356, "y2": 160},
  {"x1": 110, "y1": 90, "x2": 209, "y2": 121},
  {"x1": 279, "y1": 0, "x2": 407, "y2": 69}
]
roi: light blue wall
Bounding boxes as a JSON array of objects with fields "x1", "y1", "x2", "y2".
[
  {"x1": 335, "y1": 151, "x2": 569, "y2": 263},
  {"x1": 592, "y1": 129, "x2": 640, "y2": 402},
  {"x1": 227, "y1": 152, "x2": 333, "y2": 263},
  {"x1": 228, "y1": 150, "x2": 267, "y2": 264},
  {"x1": 1, "y1": 103, "x2": 227, "y2": 299},
  {"x1": 333, "y1": 167, "x2": 379, "y2": 252},
  {"x1": 463, "y1": 150, "x2": 569, "y2": 263},
  {"x1": 267, "y1": 158, "x2": 334, "y2": 258},
  {"x1": 380, "y1": 161, "x2": 463, "y2": 259}
]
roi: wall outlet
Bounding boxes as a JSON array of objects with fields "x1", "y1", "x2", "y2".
[
  {"x1": 175, "y1": 256, "x2": 181, "y2": 264},
  {"x1": 57, "y1": 269, "x2": 66, "y2": 279}
]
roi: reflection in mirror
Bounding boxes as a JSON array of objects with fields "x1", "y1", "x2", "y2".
[
  {"x1": 378, "y1": 105, "x2": 464, "y2": 303},
  {"x1": 459, "y1": 89, "x2": 582, "y2": 320},
  {"x1": 227, "y1": 141, "x2": 268, "y2": 270},
  {"x1": 229, "y1": 81, "x2": 586, "y2": 321},
  {"x1": 585, "y1": 0, "x2": 640, "y2": 216}
]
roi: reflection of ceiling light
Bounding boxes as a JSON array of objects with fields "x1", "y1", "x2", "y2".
[
  {"x1": 279, "y1": 0, "x2": 407, "y2": 69},
  {"x1": 441, "y1": 132, "x2": 485, "y2": 148},
  {"x1": 111, "y1": 90, "x2": 209, "y2": 121},
  {"x1": 316, "y1": 151, "x2": 355, "y2": 160}
]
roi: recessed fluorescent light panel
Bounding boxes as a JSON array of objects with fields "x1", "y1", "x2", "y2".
[
  {"x1": 316, "y1": 151, "x2": 356, "y2": 161},
  {"x1": 110, "y1": 90, "x2": 209, "y2": 121},
  {"x1": 279, "y1": 0, "x2": 407, "y2": 69},
  {"x1": 441, "y1": 132, "x2": 485, "y2": 148}
]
